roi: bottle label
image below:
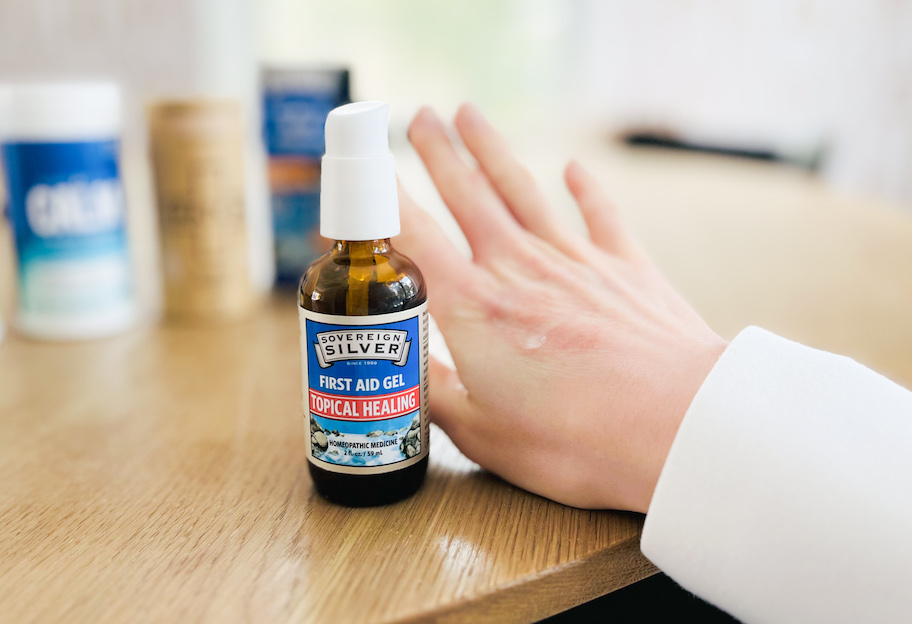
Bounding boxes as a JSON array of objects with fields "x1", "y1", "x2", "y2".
[
  {"x1": 299, "y1": 303, "x2": 429, "y2": 474},
  {"x1": 1, "y1": 140, "x2": 133, "y2": 323}
]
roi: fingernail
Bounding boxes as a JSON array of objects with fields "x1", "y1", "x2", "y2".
[
  {"x1": 408, "y1": 107, "x2": 430, "y2": 139},
  {"x1": 565, "y1": 159, "x2": 585, "y2": 182},
  {"x1": 458, "y1": 102, "x2": 484, "y2": 126}
]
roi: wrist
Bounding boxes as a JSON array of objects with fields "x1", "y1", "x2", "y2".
[{"x1": 630, "y1": 334, "x2": 729, "y2": 514}]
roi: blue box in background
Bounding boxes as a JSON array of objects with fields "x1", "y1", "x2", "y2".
[{"x1": 262, "y1": 67, "x2": 350, "y2": 284}]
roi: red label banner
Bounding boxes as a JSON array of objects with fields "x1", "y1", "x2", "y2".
[{"x1": 309, "y1": 386, "x2": 420, "y2": 421}]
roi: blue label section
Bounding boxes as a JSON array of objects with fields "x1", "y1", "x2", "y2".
[
  {"x1": 3, "y1": 140, "x2": 127, "y2": 256},
  {"x1": 263, "y1": 67, "x2": 350, "y2": 157},
  {"x1": 305, "y1": 312, "x2": 424, "y2": 469},
  {"x1": 1, "y1": 140, "x2": 133, "y2": 316},
  {"x1": 306, "y1": 315, "x2": 420, "y2": 397},
  {"x1": 263, "y1": 92, "x2": 338, "y2": 157}
]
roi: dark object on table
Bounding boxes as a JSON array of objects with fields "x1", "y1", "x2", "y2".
[
  {"x1": 542, "y1": 573, "x2": 741, "y2": 623},
  {"x1": 621, "y1": 130, "x2": 822, "y2": 171}
]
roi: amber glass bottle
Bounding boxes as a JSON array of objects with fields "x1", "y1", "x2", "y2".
[
  {"x1": 300, "y1": 239, "x2": 428, "y2": 506},
  {"x1": 298, "y1": 101, "x2": 429, "y2": 506}
]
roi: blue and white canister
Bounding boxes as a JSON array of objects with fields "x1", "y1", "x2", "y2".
[{"x1": 0, "y1": 82, "x2": 135, "y2": 340}]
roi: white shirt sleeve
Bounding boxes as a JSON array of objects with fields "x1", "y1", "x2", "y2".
[{"x1": 641, "y1": 326, "x2": 912, "y2": 624}]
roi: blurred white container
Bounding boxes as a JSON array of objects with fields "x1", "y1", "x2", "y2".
[{"x1": 0, "y1": 82, "x2": 136, "y2": 340}]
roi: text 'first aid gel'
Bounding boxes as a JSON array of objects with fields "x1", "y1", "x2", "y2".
[{"x1": 299, "y1": 101, "x2": 429, "y2": 506}]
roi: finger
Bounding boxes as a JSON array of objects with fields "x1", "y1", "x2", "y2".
[
  {"x1": 396, "y1": 182, "x2": 476, "y2": 328},
  {"x1": 565, "y1": 160, "x2": 635, "y2": 256},
  {"x1": 455, "y1": 103, "x2": 576, "y2": 249},
  {"x1": 408, "y1": 107, "x2": 524, "y2": 259}
]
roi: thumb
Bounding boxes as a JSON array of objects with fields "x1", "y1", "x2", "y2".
[{"x1": 428, "y1": 356, "x2": 475, "y2": 437}]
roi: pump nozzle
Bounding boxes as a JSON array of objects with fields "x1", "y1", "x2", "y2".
[
  {"x1": 320, "y1": 101, "x2": 399, "y2": 241},
  {"x1": 325, "y1": 101, "x2": 390, "y2": 158}
]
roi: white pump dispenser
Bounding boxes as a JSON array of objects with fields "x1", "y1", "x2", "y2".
[{"x1": 320, "y1": 101, "x2": 399, "y2": 241}]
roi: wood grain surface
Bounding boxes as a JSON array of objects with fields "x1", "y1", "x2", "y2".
[
  {"x1": 0, "y1": 293, "x2": 650, "y2": 624},
  {"x1": 2, "y1": 144, "x2": 912, "y2": 624}
]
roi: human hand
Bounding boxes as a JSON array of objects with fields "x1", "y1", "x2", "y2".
[{"x1": 396, "y1": 104, "x2": 727, "y2": 513}]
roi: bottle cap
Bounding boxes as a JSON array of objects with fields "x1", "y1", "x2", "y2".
[
  {"x1": 0, "y1": 82, "x2": 121, "y2": 142},
  {"x1": 320, "y1": 101, "x2": 399, "y2": 241}
]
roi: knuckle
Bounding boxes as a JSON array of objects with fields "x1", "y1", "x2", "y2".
[{"x1": 500, "y1": 164, "x2": 535, "y2": 195}]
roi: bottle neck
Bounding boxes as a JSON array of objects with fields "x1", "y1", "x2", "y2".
[{"x1": 334, "y1": 239, "x2": 393, "y2": 255}]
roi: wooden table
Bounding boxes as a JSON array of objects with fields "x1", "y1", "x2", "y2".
[{"x1": 2, "y1": 144, "x2": 912, "y2": 624}]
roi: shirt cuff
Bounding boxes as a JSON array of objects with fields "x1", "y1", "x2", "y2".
[{"x1": 641, "y1": 326, "x2": 912, "y2": 624}]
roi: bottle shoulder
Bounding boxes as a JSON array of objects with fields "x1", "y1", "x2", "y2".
[{"x1": 299, "y1": 246, "x2": 426, "y2": 315}]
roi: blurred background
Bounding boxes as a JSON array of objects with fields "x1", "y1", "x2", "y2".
[
  {"x1": 261, "y1": 0, "x2": 912, "y2": 206},
  {"x1": 6, "y1": 0, "x2": 910, "y2": 188},
  {"x1": 0, "y1": 0, "x2": 911, "y2": 337}
]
